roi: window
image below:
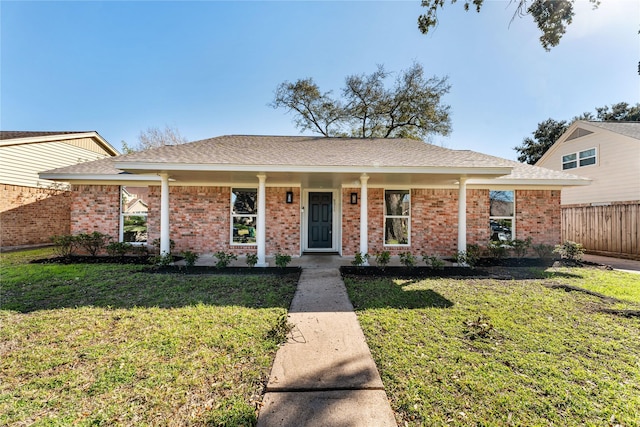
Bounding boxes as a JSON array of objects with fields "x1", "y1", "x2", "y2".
[
  {"x1": 562, "y1": 153, "x2": 577, "y2": 170},
  {"x1": 121, "y1": 186, "x2": 148, "y2": 244},
  {"x1": 231, "y1": 188, "x2": 257, "y2": 245},
  {"x1": 579, "y1": 148, "x2": 596, "y2": 167},
  {"x1": 562, "y1": 148, "x2": 596, "y2": 170},
  {"x1": 384, "y1": 190, "x2": 410, "y2": 245},
  {"x1": 489, "y1": 190, "x2": 514, "y2": 242}
]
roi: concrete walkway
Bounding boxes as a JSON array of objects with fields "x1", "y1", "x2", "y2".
[
  {"x1": 257, "y1": 267, "x2": 397, "y2": 427},
  {"x1": 583, "y1": 254, "x2": 640, "y2": 274}
]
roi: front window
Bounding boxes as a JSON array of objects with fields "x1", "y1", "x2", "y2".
[
  {"x1": 384, "y1": 190, "x2": 410, "y2": 245},
  {"x1": 489, "y1": 190, "x2": 514, "y2": 242},
  {"x1": 231, "y1": 188, "x2": 257, "y2": 245},
  {"x1": 121, "y1": 186, "x2": 148, "y2": 244}
]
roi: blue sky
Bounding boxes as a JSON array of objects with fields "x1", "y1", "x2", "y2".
[{"x1": 2, "y1": 0, "x2": 638, "y2": 159}]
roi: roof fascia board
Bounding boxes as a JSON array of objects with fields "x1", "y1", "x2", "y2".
[
  {"x1": 39, "y1": 173, "x2": 162, "y2": 182},
  {"x1": 468, "y1": 178, "x2": 591, "y2": 187},
  {"x1": 113, "y1": 161, "x2": 513, "y2": 176},
  {"x1": 0, "y1": 132, "x2": 120, "y2": 156}
]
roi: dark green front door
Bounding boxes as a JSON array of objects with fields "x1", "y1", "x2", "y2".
[{"x1": 308, "y1": 192, "x2": 332, "y2": 249}]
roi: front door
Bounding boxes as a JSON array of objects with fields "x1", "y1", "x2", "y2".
[{"x1": 308, "y1": 192, "x2": 333, "y2": 249}]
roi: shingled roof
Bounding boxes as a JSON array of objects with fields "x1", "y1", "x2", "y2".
[
  {"x1": 0, "y1": 131, "x2": 92, "y2": 140},
  {"x1": 40, "y1": 135, "x2": 588, "y2": 185},
  {"x1": 586, "y1": 121, "x2": 640, "y2": 140}
]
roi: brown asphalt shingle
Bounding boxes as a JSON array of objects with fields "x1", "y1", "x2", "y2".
[{"x1": 40, "y1": 135, "x2": 587, "y2": 182}]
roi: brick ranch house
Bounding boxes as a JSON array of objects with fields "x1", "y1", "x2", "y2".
[{"x1": 40, "y1": 135, "x2": 589, "y2": 266}]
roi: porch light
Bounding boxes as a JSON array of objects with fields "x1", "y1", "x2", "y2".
[
  {"x1": 286, "y1": 191, "x2": 294, "y2": 204},
  {"x1": 350, "y1": 192, "x2": 358, "y2": 205}
]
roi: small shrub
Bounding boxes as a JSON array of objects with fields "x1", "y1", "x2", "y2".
[
  {"x1": 246, "y1": 253, "x2": 259, "y2": 268},
  {"x1": 375, "y1": 251, "x2": 391, "y2": 271},
  {"x1": 466, "y1": 244, "x2": 482, "y2": 266},
  {"x1": 76, "y1": 232, "x2": 112, "y2": 257},
  {"x1": 463, "y1": 315, "x2": 494, "y2": 340},
  {"x1": 50, "y1": 234, "x2": 76, "y2": 258},
  {"x1": 266, "y1": 312, "x2": 294, "y2": 344},
  {"x1": 399, "y1": 252, "x2": 417, "y2": 268},
  {"x1": 182, "y1": 250, "x2": 199, "y2": 267},
  {"x1": 423, "y1": 254, "x2": 444, "y2": 270},
  {"x1": 106, "y1": 241, "x2": 133, "y2": 257},
  {"x1": 487, "y1": 240, "x2": 509, "y2": 260},
  {"x1": 532, "y1": 243, "x2": 555, "y2": 259},
  {"x1": 453, "y1": 250, "x2": 476, "y2": 268},
  {"x1": 554, "y1": 240, "x2": 585, "y2": 262},
  {"x1": 274, "y1": 252, "x2": 292, "y2": 269},
  {"x1": 510, "y1": 237, "x2": 532, "y2": 259},
  {"x1": 351, "y1": 252, "x2": 369, "y2": 267},
  {"x1": 152, "y1": 253, "x2": 174, "y2": 266},
  {"x1": 214, "y1": 251, "x2": 237, "y2": 269}
]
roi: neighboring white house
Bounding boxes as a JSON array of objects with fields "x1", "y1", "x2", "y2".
[
  {"x1": 536, "y1": 121, "x2": 640, "y2": 259},
  {"x1": 0, "y1": 131, "x2": 119, "y2": 248}
]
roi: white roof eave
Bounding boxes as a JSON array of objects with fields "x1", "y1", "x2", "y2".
[{"x1": 113, "y1": 161, "x2": 513, "y2": 177}]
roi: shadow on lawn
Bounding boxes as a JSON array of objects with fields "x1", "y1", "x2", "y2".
[
  {"x1": 343, "y1": 277, "x2": 454, "y2": 310},
  {"x1": 1, "y1": 270, "x2": 301, "y2": 313}
]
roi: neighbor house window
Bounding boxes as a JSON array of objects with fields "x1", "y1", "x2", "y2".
[
  {"x1": 562, "y1": 148, "x2": 596, "y2": 170},
  {"x1": 384, "y1": 190, "x2": 410, "y2": 245},
  {"x1": 120, "y1": 186, "x2": 148, "y2": 244},
  {"x1": 231, "y1": 188, "x2": 257, "y2": 245},
  {"x1": 489, "y1": 190, "x2": 514, "y2": 242}
]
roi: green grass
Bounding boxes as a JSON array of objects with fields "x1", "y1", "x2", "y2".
[
  {"x1": 344, "y1": 268, "x2": 640, "y2": 426},
  {"x1": 0, "y1": 249, "x2": 298, "y2": 426}
]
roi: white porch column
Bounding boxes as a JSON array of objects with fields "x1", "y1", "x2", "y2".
[
  {"x1": 159, "y1": 172, "x2": 171, "y2": 256},
  {"x1": 457, "y1": 176, "x2": 467, "y2": 253},
  {"x1": 256, "y1": 174, "x2": 268, "y2": 267},
  {"x1": 359, "y1": 173, "x2": 369, "y2": 263}
]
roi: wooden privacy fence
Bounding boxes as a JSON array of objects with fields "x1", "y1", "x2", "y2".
[{"x1": 562, "y1": 201, "x2": 640, "y2": 260}]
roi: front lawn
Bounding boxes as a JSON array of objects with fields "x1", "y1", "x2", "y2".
[
  {"x1": 344, "y1": 268, "x2": 640, "y2": 426},
  {"x1": 0, "y1": 249, "x2": 298, "y2": 426}
]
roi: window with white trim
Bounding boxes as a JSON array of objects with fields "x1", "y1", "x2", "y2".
[
  {"x1": 562, "y1": 148, "x2": 596, "y2": 170},
  {"x1": 231, "y1": 188, "x2": 257, "y2": 245},
  {"x1": 120, "y1": 186, "x2": 148, "y2": 244},
  {"x1": 489, "y1": 190, "x2": 514, "y2": 242},
  {"x1": 384, "y1": 190, "x2": 410, "y2": 245}
]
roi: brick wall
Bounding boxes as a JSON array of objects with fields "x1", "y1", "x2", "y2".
[
  {"x1": 69, "y1": 184, "x2": 560, "y2": 257},
  {"x1": 265, "y1": 187, "x2": 300, "y2": 255},
  {"x1": 70, "y1": 185, "x2": 120, "y2": 238},
  {"x1": 0, "y1": 184, "x2": 72, "y2": 247},
  {"x1": 341, "y1": 188, "x2": 361, "y2": 255},
  {"x1": 516, "y1": 189, "x2": 561, "y2": 245},
  {"x1": 146, "y1": 186, "x2": 301, "y2": 255},
  {"x1": 342, "y1": 188, "x2": 497, "y2": 257}
]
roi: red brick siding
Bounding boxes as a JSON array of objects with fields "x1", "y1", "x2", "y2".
[
  {"x1": 146, "y1": 186, "x2": 300, "y2": 255},
  {"x1": 341, "y1": 188, "x2": 361, "y2": 255},
  {"x1": 70, "y1": 185, "x2": 120, "y2": 238},
  {"x1": 0, "y1": 184, "x2": 72, "y2": 247},
  {"x1": 147, "y1": 186, "x2": 231, "y2": 254},
  {"x1": 516, "y1": 189, "x2": 561, "y2": 245},
  {"x1": 265, "y1": 187, "x2": 300, "y2": 256},
  {"x1": 343, "y1": 188, "x2": 492, "y2": 257},
  {"x1": 467, "y1": 189, "x2": 491, "y2": 246}
]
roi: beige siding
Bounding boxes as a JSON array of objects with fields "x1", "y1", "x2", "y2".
[
  {"x1": 61, "y1": 137, "x2": 114, "y2": 155},
  {"x1": 538, "y1": 132, "x2": 640, "y2": 205},
  {"x1": 0, "y1": 142, "x2": 111, "y2": 188}
]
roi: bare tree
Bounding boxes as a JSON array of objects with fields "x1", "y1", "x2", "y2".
[{"x1": 122, "y1": 125, "x2": 188, "y2": 153}]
